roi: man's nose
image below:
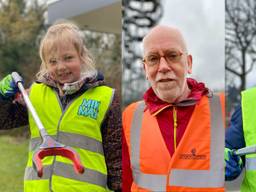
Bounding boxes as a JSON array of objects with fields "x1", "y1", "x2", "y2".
[{"x1": 158, "y1": 56, "x2": 171, "y2": 73}]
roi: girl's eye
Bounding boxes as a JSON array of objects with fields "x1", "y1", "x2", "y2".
[
  {"x1": 49, "y1": 59, "x2": 57, "y2": 65},
  {"x1": 64, "y1": 56, "x2": 73, "y2": 61}
]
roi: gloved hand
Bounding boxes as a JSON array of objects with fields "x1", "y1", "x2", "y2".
[
  {"x1": 225, "y1": 147, "x2": 243, "y2": 181},
  {"x1": 0, "y1": 74, "x2": 19, "y2": 99}
]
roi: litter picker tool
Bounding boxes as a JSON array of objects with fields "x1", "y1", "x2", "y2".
[
  {"x1": 11, "y1": 72, "x2": 84, "y2": 177},
  {"x1": 233, "y1": 145, "x2": 256, "y2": 156}
]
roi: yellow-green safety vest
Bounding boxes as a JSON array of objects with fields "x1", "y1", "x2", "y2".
[
  {"x1": 241, "y1": 87, "x2": 256, "y2": 192},
  {"x1": 24, "y1": 83, "x2": 114, "y2": 192}
]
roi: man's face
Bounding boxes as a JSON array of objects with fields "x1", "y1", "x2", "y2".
[{"x1": 143, "y1": 30, "x2": 192, "y2": 103}]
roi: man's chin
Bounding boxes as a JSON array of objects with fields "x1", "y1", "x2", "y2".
[
  {"x1": 155, "y1": 89, "x2": 178, "y2": 103},
  {"x1": 157, "y1": 81, "x2": 176, "y2": 88}
]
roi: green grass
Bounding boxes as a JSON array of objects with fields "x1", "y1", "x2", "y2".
[{"x1": 0, "y1": 135, "x2": 29, "y2": 192}]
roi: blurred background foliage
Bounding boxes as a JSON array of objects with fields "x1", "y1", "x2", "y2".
[{"x1": 0, "y1": 0, "x2": 46, "y2": 85}]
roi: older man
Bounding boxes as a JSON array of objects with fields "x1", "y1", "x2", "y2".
[{"x1": 122, "y1": 25, "x2": 225, "y2": 192}]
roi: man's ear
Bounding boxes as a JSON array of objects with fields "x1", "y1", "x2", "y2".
[
  {"x1": 143, "y1": 62, "x2": 148, "y2": 79},
  {"x1": 143, "y1": 61, "x2": 146, "y2": 70},
  {"x1": 187, "y1": 55, "x2": 192, "y2": 74}
]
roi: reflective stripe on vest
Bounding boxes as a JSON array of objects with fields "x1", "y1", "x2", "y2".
[
  {"x1": 130, "y1": 95, "x2": 224, "y2": 191},
  {"x1": 24, "y1": 162, "x2": 107, "y2": 187},
  {"x1": 25, "y1": 83, "x2": 114, "y2": 191},
  {"x1": 29, "y1": 132, "x2": 104, "y2": 155},
  {"x1": 245, "y1": 158, "x2": 256, "y2": 170}
]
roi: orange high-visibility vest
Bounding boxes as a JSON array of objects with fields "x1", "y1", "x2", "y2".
[{"x1": 123, "y1": 95, "x2": 225, "y2": 192}]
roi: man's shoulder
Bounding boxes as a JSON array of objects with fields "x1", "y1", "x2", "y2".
[
  {"x1": 123, "y1": 100, "x2": 144, "y2": 115},
  {"x1": 122, "y1": 100, "x2": 145, "y2": 130}
]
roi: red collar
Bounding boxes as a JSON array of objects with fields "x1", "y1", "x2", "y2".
[{"x1": 143, "y1": 78, "x2": 209, "y2": 115}]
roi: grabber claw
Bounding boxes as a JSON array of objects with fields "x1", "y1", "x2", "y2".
[{"x1": 32, "y1": 136, "x2": 84, "y2": 177}]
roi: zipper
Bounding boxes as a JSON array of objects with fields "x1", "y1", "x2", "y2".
[
  {"x1": 49, "y1": 91, "x2": 77, "y2": 191},
  {"x1": 49, "y1": 113, "x2": 64, "y2": 192},
  {"x1": 173, "y1": 106, "x2": 177, "y2": 151}
]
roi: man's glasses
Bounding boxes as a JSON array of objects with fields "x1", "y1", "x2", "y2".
[{"x1": 143, "y1": 50, "x2": 183, "y2": 67}]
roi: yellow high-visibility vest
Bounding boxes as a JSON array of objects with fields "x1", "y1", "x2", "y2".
[
  {"x1": 24, "y1": 83, "x2": 114, "y2": 192},
  {"x1": 241, "y1": 87, "x2": 256, "y2": 192}
]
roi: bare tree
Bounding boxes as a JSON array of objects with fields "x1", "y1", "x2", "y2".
[{"x1": 226, "y1": 0, "x2": 256, "y2": 93}]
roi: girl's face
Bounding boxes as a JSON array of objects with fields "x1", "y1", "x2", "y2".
[{"x1": 46, "y1": 43, "x2": 82, "y2": 85}]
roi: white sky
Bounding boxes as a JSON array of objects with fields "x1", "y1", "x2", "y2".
[
  {"x1": 159, "y1": 0, "x2": 225, "y2": 91},
  {"x1": 247, "y1": 67, "x2": 256, "y2": 88}
]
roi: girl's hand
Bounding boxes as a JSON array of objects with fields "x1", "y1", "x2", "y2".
[{"x1": 0, "y1": 74, "x2": 20, "y2": 99}]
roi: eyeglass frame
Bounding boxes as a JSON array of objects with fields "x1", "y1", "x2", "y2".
[{"x1": 142, "y1": 49, "x2": 185, "y2": 67}]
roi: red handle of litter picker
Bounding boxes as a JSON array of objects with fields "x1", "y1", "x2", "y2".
[{"x1": 33, "y1": 147, "x2": 84, "y2": 177}]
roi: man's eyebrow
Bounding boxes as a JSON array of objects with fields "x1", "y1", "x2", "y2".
[
  {"x1": 146, "y1": 49, "x2": 181, "y2": 55},
  {"x1": 145, "y1": 51, "x2": 158, "y2": 55}
]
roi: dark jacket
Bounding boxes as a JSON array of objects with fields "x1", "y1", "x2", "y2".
[
  {"x1": 225, "y1": 105, "x2": 245, "y2": 150},
  {"x1": 225, "y1": 104, "x2": 246, "y2": 181}
]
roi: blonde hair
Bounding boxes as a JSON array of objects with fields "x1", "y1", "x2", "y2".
[{"x1": 36, "y1": 20, "x2": 97, "y2": 80}]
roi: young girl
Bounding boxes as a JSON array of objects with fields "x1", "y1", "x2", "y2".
[{"x1": 0, "y1": 21, "x2": 121, "y2": 192}]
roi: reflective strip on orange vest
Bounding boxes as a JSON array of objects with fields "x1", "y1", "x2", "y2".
[{"x1": 130, "y1": 95, "x2": 224, "y2": 190}]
